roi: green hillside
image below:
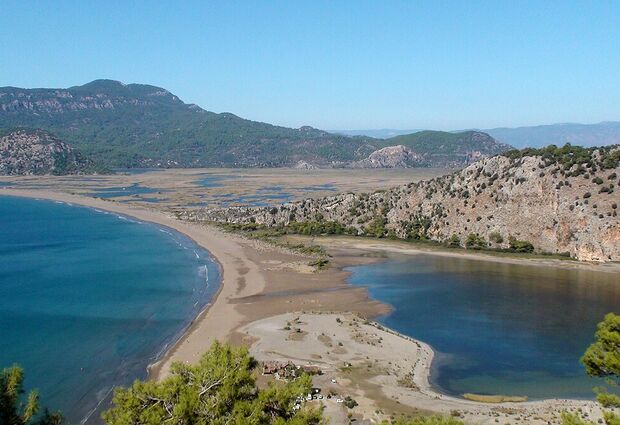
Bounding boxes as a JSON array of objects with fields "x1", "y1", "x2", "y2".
[
  {"x1": 0, "y1": 80, "x2": 509, "y2": 168},
  {"x1": 382, "y1": 130, "x2": 513, "y2": 166}
]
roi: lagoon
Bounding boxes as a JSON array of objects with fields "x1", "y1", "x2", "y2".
[{"x1": 346, "y1": 253, "x2": 619, "y2": 399}]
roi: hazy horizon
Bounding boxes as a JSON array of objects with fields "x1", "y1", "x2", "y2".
[{"x1": 332, "y1": 120, "x2": 620, "y2": 133}]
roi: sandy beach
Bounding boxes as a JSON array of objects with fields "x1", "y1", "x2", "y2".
[
  {"x1": 1, "y1": 187, "x2": 612, "y2": 424},
  {"x1": 0, "y1": 187, "x2": 387, "y2": 379},
  {"x1": 241, "y1": 312, "x2": 605, "y2": 425}
]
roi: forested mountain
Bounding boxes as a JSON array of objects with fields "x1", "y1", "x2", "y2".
[
  {"x1": 378, "y1": 130, "x2": 512, "y2": 167},
  {"x1": 195, "y1": 145, "x2": 620, "y2": 262},
  {"x1": 0, "y1": 80, "x2": 510, "y2": 168},
  {"x1": 0, "y1": 128, "x2": 104, "y2": 175},
  {"x1": 336, "y1": 122, "x2": 620, "y2": 150}
]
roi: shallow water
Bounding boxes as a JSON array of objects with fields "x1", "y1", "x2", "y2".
[
  {"x1": 346, "y1": 253, "x2": 620, "y2": 399},
  {"x1": 196, "y1": 174, "x2": 234, "y2": 188},
  {"x1": 195, "y1": 177, "x2": 336, "y2": 206},
  {"x1": 90, "y1": 183, "x2": 161, "y2": 198},
  {"x1": 0, "y1": 196, "x2": 220, "y2": 423}
]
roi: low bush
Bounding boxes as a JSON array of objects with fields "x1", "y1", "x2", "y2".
[
  {"x1": 508, "y1": 236, "x2": 535, "y2": 253},
  {"x1": 489, "y1": 231, "x2": 504, "y2": 244},
  {"x1": 465, "y1": 233, "x2": 487, "y2": 249}
]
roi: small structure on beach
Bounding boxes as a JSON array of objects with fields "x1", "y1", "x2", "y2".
[
  {"x1": 262, "y1": 361, "x2": 286, "y2": 375},
  {"x1": 262, "y1": 361, "x2": 300, "y2": 379},
  {"x1": 261, "y1": 361, "x2": 323, "y2": 379}
]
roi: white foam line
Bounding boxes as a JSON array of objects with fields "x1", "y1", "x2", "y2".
[
  {"x1": 158, "y1": 228, "x2": 188, "y2": 249},
  {"x1": 115, "y1": 214, "x2": 141, "y2": 224},
  {"x1": 80, "y1": 386, "x2": 115, "y2": 425}
]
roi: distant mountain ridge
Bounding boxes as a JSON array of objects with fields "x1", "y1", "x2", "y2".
[
  {"x1": 485, "y1": 122, "x2": 620, "y2": 148},
  {"x1": 332, "y1": 129, "x2": 422, "y2": 138},
  {"x1": 339, "y1": 122, "x2": 620, "y2": 149},
  {"x1": 0, "y1": 80, "x2": 510, "y2": 168},
  {"x1": 0, "y1": 128, "x2": 104, "y2": 175}
]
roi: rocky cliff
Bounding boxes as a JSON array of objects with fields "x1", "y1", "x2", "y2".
[
  {"x1": 350, "y1": 145, "x2": 425, "y2": 168},
  {"x1": 0, "y1": 128, "x2": 101, "y2": 175},
  {"x1": 189, "y1": 145, "x2": 620, "y2": 262}
]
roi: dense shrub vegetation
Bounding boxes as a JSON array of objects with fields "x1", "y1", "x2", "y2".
[
  {"x1": 508, "y1": 236, "x2": 535, "y2": 253},
  {"x1": 503, "y1": 144, "x2": 620, "y2": 171},
  {"x1": 0, "y1": 81, "x2": 510, "y2": 168},
  {"x1": 100, "y1": 341, "x2": 472, "y2": 425},
  {"x1": 465, "y1": 233, "x2": 487, "y2": 249},
  {"x1": 102, "y1": 342, "x2": 324, "y2": 425}
]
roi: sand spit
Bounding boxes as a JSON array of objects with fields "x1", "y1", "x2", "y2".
[
  {"x1": 241, "y1": 312, "x2": 605, "y2": 425},
  {"x1": 1, "y1": 187, "x2": 610, "y2": 424},
  {"x1": 0, "y1": 188, "x2": 386, "y2": 380}
]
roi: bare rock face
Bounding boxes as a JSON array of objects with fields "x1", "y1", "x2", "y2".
[
  {"x1": 351, "y1": 145, "x2": 424, "y2": 168},
  {"x1": 348, "y1": 131, "x2": 512, "y2": 168},
  {"x1": 189, "y1": 146, "x2": 620, "y2": 262},
  {"x1": 0, "y1": 80, "x2": 182, "y2": 115},
  {"x1": 293, "y1": 160, "x2": 319, "y2": 170},
  {"x1": 0, "y1": 129, "x2": 99, "y2": 175}
]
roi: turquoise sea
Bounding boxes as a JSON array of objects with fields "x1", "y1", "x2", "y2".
[
  {"x1": 0, "y1": 196, "x2": 220, "y2": 424},
  {"x1": 346, "y1": 253, "x2": 620, "y2": 399}
]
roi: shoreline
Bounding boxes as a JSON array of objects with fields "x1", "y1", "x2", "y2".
[
  {"x1": 0, "y1": 188, "x2": 387, "y2": 379},
  {"x1": 1, "y1": 188, "x2": 256, "y2": 380},
  {"x1": 1, "y1": 187, "x2": 612, "y2": 424},
  {"x1": 290, "y1": 234, "x2": 620, "y2": 274},
  {"x1": 240, "y1": 311, "x2": 603, "y2": 424}
]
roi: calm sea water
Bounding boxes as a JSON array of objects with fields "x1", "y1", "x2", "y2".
[
  {"x1": 0, "y1": 196, "x2": 220, "y2": 424},
  {"x1": 346, "y1": 253, "x2": 620, "y2": 399}
]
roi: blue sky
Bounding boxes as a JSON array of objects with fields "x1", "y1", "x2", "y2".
[{"x1": 1, "y1": 1, "x2": 619, "y2": 130}]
